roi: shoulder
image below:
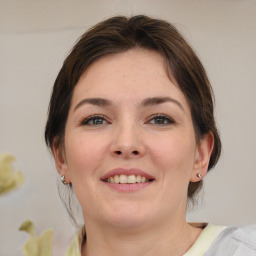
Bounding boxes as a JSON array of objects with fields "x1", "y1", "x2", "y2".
[
  {"x1": 205, "y1": 225, "x2": 256, "y2": 256},
  {"x1": 219, "y1": 225, "x2": 256, "y2": 248}
]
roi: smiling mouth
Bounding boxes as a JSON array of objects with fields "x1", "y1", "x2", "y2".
[{"x1": 103, "y1": 174, "x2": 154, "y2": 184}]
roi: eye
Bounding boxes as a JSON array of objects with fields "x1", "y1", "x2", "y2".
[
  {"x1": 148, "y1": 114, "x2": 175, "y2": 125},
  {"x1": 81, "y1": 115, "x2": 109, "y2": 126}
]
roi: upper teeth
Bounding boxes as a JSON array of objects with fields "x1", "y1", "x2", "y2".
[{"x1": 106, "y1": 175, "x2": 150, "y2": 184}]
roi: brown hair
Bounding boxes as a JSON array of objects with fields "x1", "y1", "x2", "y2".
[{"x1": 45, "y1": 15, "x2": 221, "y2": 221}]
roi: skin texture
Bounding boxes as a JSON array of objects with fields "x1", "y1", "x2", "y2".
[{"x1": 54, "y1": 48, "x2": 213, "y2": 256}]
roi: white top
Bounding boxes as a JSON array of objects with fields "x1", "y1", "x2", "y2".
[{"x1": 65, "y1": 224, "x2": 256, "y2": 256}]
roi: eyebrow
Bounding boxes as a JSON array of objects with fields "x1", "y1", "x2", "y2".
[
  {"x1": 74, "y1": 96, "x2": 184, "y2": 112},
  {"x1": 74, "y1": 98, "x2": 112, "y2": 111},
  {"x1": 141, "y1": 97, "x2": 184, "y2": 111}
]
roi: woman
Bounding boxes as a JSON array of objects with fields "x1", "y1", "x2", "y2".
[{"x1": 45, "y1": 15, "x2": 255, "y2": 256}]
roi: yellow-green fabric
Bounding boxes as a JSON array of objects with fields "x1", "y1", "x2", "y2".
[
  {"x1": 65, "y1": 224, "x2": 225, "y2": 256},
  {"x1": 183, "y1": 224, "x2": 226, "y2": 256}
]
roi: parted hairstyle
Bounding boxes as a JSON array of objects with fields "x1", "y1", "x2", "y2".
[{"x1": 45, "y1": 15, "x2": 221, "y2": 223}]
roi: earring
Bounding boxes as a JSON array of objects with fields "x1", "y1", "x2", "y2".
[
  {"x1": 196, "y1": 173, "x2": 202, "y2": 179},
  {"x1": 60, "y1": 175, "x2": 66, "y2": 185}
]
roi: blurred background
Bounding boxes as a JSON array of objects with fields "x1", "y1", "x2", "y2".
[{"x1": 0, "y1": 0, "x2": 255, "y2": 255}]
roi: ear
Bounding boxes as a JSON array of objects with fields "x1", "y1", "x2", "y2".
[
  {"x1": 52, "y1": 137, "x2": 71, "y2": 184},
  {"x1": 190, "y1": 132, "x2": 214, "y2": 182}
]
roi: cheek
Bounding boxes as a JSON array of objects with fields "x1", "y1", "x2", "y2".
[
  {"x1": 64, "y1": 132, "x2": 109, "y2": 179},
  {"x1": 149, "y1": 133, "x2": 196, "y2": 176},
  {"x1": 64, "y1": 132, "x2": 110, "y2": 211}
]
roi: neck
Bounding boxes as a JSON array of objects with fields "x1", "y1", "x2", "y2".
[{"x1": 81, "y1": 217, "x2": 203, "y2": 256}]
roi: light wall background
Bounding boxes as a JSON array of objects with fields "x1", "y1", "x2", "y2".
[{"x1": 0, "y1": 0, "x2": 255, "y2": 255}]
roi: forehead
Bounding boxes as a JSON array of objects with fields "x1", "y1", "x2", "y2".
[{"x1": 71, "y1": 48, "x2": 189, "y2": 110}]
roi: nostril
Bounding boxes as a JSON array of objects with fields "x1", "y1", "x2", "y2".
[{"x1": 114, "y1": 150, "x2": 139, "y2": 156}]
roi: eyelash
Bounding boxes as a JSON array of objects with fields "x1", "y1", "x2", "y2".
[
  {"x1": 80, "y1": 114, "x2": 175, "y2": 126},
  {"x1": 147, "y1": 114, "x2": 175, "y2": 125},
  {"x1": 80, "y1": 115, "x2": 108, "y2": 126}
]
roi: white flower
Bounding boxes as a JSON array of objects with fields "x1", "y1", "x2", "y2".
[
  {"x1": 19, "y1": 220, "x2": 53, "y2": 256},
  {"x1": 0, "y1": 153, "x2": 24, "y2": 195}
]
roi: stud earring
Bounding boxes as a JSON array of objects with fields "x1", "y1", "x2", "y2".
[
  {"x1": 60, "y1": 175, "x2": 66, "y2": 185},
  {"x1": 196, "y1": 173, "x2": 202, "y2": 179}
]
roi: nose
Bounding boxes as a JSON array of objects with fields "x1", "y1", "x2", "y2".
[{"x1": 110, "y1": 123, "x2": 146, "y2": 159}]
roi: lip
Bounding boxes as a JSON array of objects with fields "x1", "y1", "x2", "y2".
[
  {"x1": 100, "y1": 168, "x2": 155, "y2": 181},
  {"x1": 103, "y1": 182, "x2": 152, "y2": 192}
]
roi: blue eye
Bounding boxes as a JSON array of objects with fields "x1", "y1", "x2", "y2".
[
  {"x1": 148, "y1": 114, "x2": 175, "y2": 125},
  {"x1": 81, "y1": 115, "x2": 108, "y2": 125}
]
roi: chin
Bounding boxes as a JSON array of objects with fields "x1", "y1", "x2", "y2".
[
  {"x1": 99, "y1": 202, "x2": 155, "y2": 230},
  {"x1": 104, "y1": 215, "x2": 150, "y2": 230}
]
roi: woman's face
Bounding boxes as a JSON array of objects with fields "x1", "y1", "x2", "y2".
[{"x1": 55, "y1": 48, "x2": 212, "y2": 229}]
